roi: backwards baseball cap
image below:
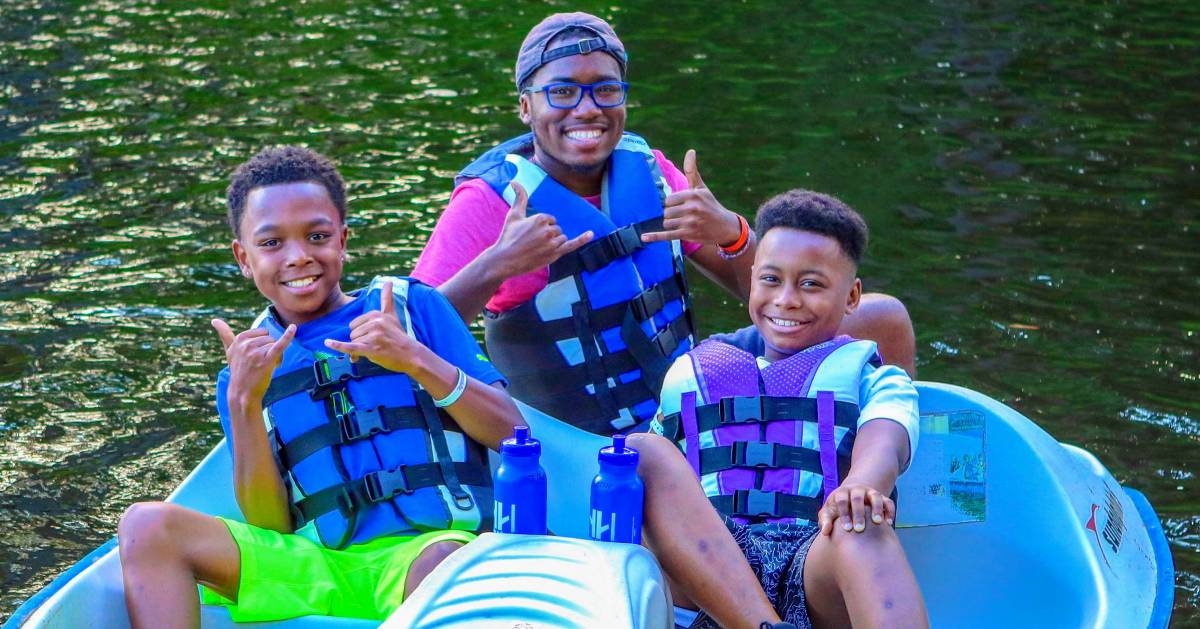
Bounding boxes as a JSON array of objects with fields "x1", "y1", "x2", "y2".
[{"x1": 514, "y1": 12, "x2": 628, "y2": 91}]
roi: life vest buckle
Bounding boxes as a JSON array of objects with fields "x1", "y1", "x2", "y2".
[
  {"x1": 734, "y1": 441, "x2": 778, "y2": 469},
  {"x1": 364, "y1": 466, "x2": 411, "y2": 503},
  {"x1": 312, "y1": 354, "x2": 356, "y2": 398},
  {"x1": 338, "y1": 406, "x2": 385, "y2": 442},
  {"x1": 721, "y1": 396, "x2": 763, "y2": 423},
  {"x1": 611, "y1": 223, "x2": 643, "y2": 258},
  {"x1": 631, "y1": 283, "x2": 665, "y2": 322},
  {"x1": 734, "y1": 489, "x2": 778, "y2": 519},
  {"x1": 652, "y1": 325, "x2": 678, "y2": 357}
]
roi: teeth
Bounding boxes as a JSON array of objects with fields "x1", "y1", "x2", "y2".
[
  {"x1": 566, "y1": 129, "x2": 601, "y2": 140},
  {"x1": 768, "y1": 316, "x2": 801, "y2": 328},
  {"x1": 284, "y1": 277, "x2": 316, "y2": 288}
]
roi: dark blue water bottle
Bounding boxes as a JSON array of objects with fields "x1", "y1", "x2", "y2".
[
  {"x1": 590, "y1": 434, "x2": 644, "y2": 544},
  {"x1": 492, "y1": 425, "x2": 547, "y2": 535}
]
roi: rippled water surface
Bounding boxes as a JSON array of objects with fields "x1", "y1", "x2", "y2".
[{"x1": 2, "y1": 0, "x2": 1197, "y2": 623}]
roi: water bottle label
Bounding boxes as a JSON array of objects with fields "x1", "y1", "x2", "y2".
[
  {"x1": 494, "y1": 501, "x2": 518, "y2": 534},
  {"x1": 589, "y1": 508, "x2": 613, "y2": 540},
  {"x1": 590, "y1": 508, "x2": 641, "y2": 543}
]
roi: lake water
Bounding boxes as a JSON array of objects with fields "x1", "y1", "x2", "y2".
[{"x1": 1, "y1": 0, "x2": 1196, "y2": 622}]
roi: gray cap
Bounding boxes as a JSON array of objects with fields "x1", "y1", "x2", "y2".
[{"x1": 514, "y1": 12, "x2": 627, "y2": 91}]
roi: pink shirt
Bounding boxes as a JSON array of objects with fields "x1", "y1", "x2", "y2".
[{"x1": 413, "y1": 150, "x2": 701, "y2": 313}]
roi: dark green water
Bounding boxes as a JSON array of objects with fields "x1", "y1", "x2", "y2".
[{"x1": 1, "y1": 0, "x2": 1196, "y2": 623}]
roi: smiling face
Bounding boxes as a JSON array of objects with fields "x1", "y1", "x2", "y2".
[
  {"x1": 749, "y1": 227, "x2": 862, "y2": 361},
  {"x1": 232, "y1": 181, "x2": 350, "y2": 326},
  {"x1": 519, "y1": 35, "x2": 626, "y2": 194}
]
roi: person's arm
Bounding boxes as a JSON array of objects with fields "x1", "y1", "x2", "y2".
[
  {"x1": 212, "y1": 320, "x2": 295, "y2": 533},
  {"x1": 323, "y1": 281, "x2": 522, "y2": 450},
  {"x1": 424, "y1": 183, "x2": 591, "y2": 321},
  {"x1": 685, "y1": 237, "x2": 756, "y2": 302},
  {"x1": 639, "y1": 149, "x2": 755, "y2": 302},
  {"x1": 817, "y1": 361, "x2": 918, "y2": 535},
  {"x1": 403, "y1": 347, "x2": 522, "y2": 450}
]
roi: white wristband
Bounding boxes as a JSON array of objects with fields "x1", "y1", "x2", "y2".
[{"x1": 433, "y1": 368, "x2": 468, "y2": 408}]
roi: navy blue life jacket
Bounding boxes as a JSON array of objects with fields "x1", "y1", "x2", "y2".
[
  {"x1": 460, "y1": 132, "x2": 695, "y2": 435},
  {"x1": 660, "y1": 337, "x2": 882, "y2": 525},
  {"x1": 258, "y1": 276, "x2": 491, "y2": 549}
]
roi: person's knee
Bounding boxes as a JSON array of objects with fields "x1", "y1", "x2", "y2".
[
  {"x1": 626, "y1": 432, "x2": 681, "y2": 477},
  {"x1": 118, "y1": 501, "x2": 180, "y2": 562},
  {"x1": 416, "y1": 540, "x2": 464, "y2": 567},
  {"x1": 827, "y1": 519, "x2": 898, "y2": 562},
  {"x1": 406, "y1": 540, "x2": 464, "y2": 594}
]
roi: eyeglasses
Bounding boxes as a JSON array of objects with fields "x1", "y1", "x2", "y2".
[{"x1": 523, "y1": 81, "x2": 629, "y2": 109}]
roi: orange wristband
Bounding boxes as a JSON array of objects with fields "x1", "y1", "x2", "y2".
[{"x1": 720, "y1": 214, "x2": 750, "y2": 253}]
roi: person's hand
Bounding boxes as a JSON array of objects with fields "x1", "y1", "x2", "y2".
[
  {"x1": 323, "y1": 281, "x2": 425, "y2": 374},
  {"x1": 817, "y1": 479, "x2": 896, "y2": 536},
  {"x1": 486, "y1": 182, "x2": 593, "y2": 279},
  {"x1": 640, "y1": 149, "x2": 743, "y2": 247},
  {"x1": 212, "y1": 319, "x2": 296, "y2": 404}
]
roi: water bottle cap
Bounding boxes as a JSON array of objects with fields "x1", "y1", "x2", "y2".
[
  {"x1": 500, "y1": 425, "x2": 541, "y2": 457},
  {"x1": 598, "y1": 434, "x2": 639, "y2": 466}
]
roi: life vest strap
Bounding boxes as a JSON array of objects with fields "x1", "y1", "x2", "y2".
[
  {"x1": 549, "y1": 216, "x2": 664, "y2": 281},
  {"x1": 279, "y1": 402, "x2": 459, "y2": 470},
  {"x1": 709, "y1": 489, "x2": 822, "y2": 522},
  {"x1": 488, "y1": 270, "x2": 689, "y2": 346},
  {"x1": 506, "y1": 366, "x2": 655, "y2": 408},
  {"x1": 416, "y1": 387, "x2": 476, "y2": 512},
  {"x1": 666, "y1": 396, "x2": 859, "y2": 433},
  {"x1": 292, "y1": 462, "x2": 488, "y2": 525},
  {"x1": 699, "y1": 441, "x2": 821, "y2": 475},
  {"x1": 263, "y1": 355, "x2": 394, "y2": 407}
]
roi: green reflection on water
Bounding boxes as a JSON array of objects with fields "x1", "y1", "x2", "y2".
[{"x1": 1, "y1": 0, "x2": 1197, "y2": 621}]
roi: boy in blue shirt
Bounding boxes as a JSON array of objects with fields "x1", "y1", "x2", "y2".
[{"x1": 116, "y1": 146, "x2": 523, "y2": 624}]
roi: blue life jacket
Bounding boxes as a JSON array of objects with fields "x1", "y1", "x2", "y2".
[
  {"x1": 460, "y1": 132, "x2": 695, "y2": 435},
  {"x1": 660, "y1": 337, "x2": 882, "y2": 525},
  {"x1": 257, "y1": 276, "x2": 491, "y2": 549}
]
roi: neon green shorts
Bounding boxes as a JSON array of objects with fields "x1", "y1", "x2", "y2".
[{"x1": 200, "y1": 517, "x2": 476, "y2": 622}]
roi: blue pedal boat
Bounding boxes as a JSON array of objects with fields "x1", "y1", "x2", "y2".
[{"x1": 7, "y1": 383, "x2": 1175, "y2": 628}]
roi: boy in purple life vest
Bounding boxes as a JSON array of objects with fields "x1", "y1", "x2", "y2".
[{"x1": 648, "y1": 189, "x2": 929, "y2": 628}]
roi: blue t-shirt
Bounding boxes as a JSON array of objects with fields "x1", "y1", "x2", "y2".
[
  {"x1": 706, "y1": 325, "x2": 765, "y2": 356},
  {"x1": 215, "y1": 279, "x2": 505, "y2": 446}
]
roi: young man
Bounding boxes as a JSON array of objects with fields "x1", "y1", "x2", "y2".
[
  {"x1": 117, "y1": 146, "x2": 523, "y2": 625},
  {"x1": 413, "y1": 12, "x2": 916, "y2": 437},
  {"x1": 653, "y1": 189, "x2": 929, "y2": 628}
]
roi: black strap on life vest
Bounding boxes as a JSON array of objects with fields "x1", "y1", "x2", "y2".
[
  {"x1": 548, "y1": 216, "x2": 664, "y2": 281},
  {"x1": 663, "y1": 395, "x2": 860, "y2": 433},
  {"x1": 292, "y1": 462, "x2": 489, "y2": 524},
  {"x1": 699, "y1": 441, "x2": 822, "y2": 475},
  {"x1": 485, "y1": 270, "x2": 688, "y2": 346},
  {"x1": 263, "y1": 354, "x2": 393, "y2": 406},
  {"x1": 278, "y1": 402, "x2": 468, "y2": 471},
  {"x1": 416, "y1": 386, "x2": 475, "y2": 512},
  {"x1": 709, "y1": 489, "x2": 823, "y2": 522}
]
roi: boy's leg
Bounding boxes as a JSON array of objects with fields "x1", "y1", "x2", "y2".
[
  {"x1": 838, "y1": 293, "x2": 916, "y2": 378},
  {"x1": 403, "y1": 540, "x2": 465, "y2": 597},
  {"x1": 118, "y1": 502, "x2": 241, "y2": 629},
  {"x1": 802, "y1": 519, "x2": 928, "y2": 629},
  {"x1": 626, "y1": 433, "x2": 781, "y2": 629}
]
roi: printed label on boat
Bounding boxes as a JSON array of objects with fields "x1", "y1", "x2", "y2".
[{"x1": 896, "y1": 410, "x2": 986, "y2": 527}]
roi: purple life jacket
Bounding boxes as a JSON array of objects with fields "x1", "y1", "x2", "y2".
[{"x1": 668, "y1": 336, "x2": 881, "y2": 525}]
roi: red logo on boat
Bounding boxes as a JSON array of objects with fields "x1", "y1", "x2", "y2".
[
  {"x1": 1086, "y1": 486, "x2": 1126, "y2": 570},
  {"x1": 1086, "y1": 503, "x2": 1111, "y2": 569}
]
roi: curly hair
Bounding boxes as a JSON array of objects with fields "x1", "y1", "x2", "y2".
[
  {"x1": 753, "y1": 189, "x2": 869, "y2": 265},
  {"x1": 225, "y1": 146, "x2": 346, "y2": 238}
]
